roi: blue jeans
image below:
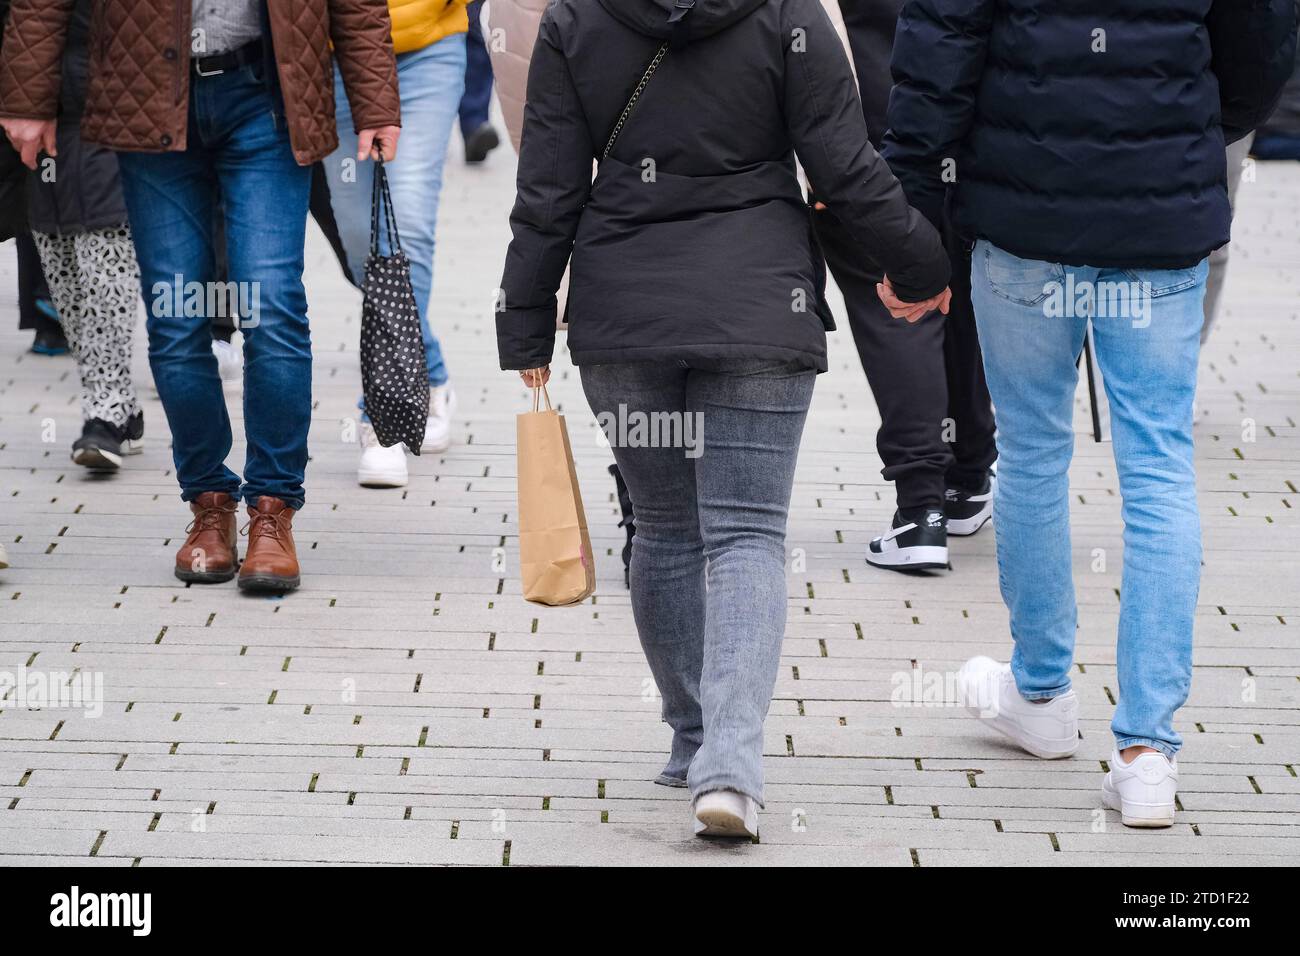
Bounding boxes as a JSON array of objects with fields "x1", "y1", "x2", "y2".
[
  {"x1": 459, "y1": 1, "x2": 494, "y2": 136},
  {"x1": 118, "y1": 54, "x2": 313, "y2": 509},
  {"x1": 580, "y1": 359, "x2": 816, "y2": 803},
  {"x1": 325, "y1": 34, "x2": 466, "y2": 403},
  {"x1": 970, "y1": 240, "x2": 1207, "y2": 758}
]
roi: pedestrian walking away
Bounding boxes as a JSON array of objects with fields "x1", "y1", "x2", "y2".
[
  {"x1": 498, "y1": 0, "x2": 952, "y2": 841},
  {"x1": 882, "y1": 0, "x2": 1297, "y2": 829},
  {"x1": 814, "y1": 0, "x2": 997, "y2": 574},
  {"x1": 459, "y1": 0, "x2": 501, "y2": 164}
]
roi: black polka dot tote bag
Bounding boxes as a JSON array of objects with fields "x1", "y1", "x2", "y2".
[{"x1": 360, "y1": 160, "x2": 429, "y2": 454}]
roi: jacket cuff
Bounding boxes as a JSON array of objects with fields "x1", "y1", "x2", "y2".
[
  {"x1": 888, "y1": 263, "x2": 951, "y2": 305},
  {"x1": 496, "y1": 305, "x2": 558, "y2": 370}
]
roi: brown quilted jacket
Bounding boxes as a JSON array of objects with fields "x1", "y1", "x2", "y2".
[{"x1": 0, "y1": 0, "x2": 400, "y2": 166}]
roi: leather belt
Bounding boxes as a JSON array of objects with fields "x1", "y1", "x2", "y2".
[{"x1": 193, "y1": 40, "x2": 263, "y2": 78}]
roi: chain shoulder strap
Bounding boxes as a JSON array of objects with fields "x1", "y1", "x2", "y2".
[{"x1": 602, "y1": 42, "x2": 669, "y2": 161}]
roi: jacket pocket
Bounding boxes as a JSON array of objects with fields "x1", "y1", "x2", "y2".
[{"x1": 981, "y1": 242, "x2": 1066, "y2": 307}]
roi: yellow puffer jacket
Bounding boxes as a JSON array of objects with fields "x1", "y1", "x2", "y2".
[{"x1": 389, "y1": 0, "x2": 468, "y2": 54}]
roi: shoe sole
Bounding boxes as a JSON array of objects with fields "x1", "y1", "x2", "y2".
[
  {"x1": 238, "y1": 573, "x2": 300, "y2": 593},
  {"x1": 693, "y1": 808, "x2": 757, "y2": 839},
  {"x1": 970, "y1": 707, "x2": 1079, "y2": 759},
  {"x1": 358, "y1": 472, "x2": 408, "y2": 488},
  {"x1": 420, "y1": 439, "x2": 451, "y2": 454},
  {"x1": 1102, "y1": 781, "x2": 1175, "y2": 828},
  {"x1": 946, "y1": 510, "x2": 992, "y2": 536},
  {"x1": 72, "y1": 446, "x2": 121, "y2": 471},
  {"x1": 175, "y1": 566, "x2": 238, "y2": 585},
  {"x1": 72, "y1": 438, "x2": 143, "y2": 472},
  {"x1": 866, "y1": 545, "x2": 949, "y2": 571}
]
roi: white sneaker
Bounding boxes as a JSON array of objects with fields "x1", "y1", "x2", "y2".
[
  {"x1": 357, "y1": 422, "x2": 408, "y2": 488},
  {"x1": 423, "y1": 383, "x2": 457, "y2": 453},
  {"x1": 957, "y1": 656, "x2": 1079, "y2": 759},
  {"x1": 1103, "y1": 749, "x2": 1178, "y2": 828},
  {"x1": 693, "y1": 789, "x2": 759, "y2": 839},
  {"x1": 212, "y1": 337, "x2": 242, "y2": 387},
  {"x1": 0, "y1": 541, "x2": 8, "y2": 570}
]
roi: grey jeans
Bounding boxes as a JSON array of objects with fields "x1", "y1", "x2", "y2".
[{"x1": 580, "y1": 358, "x2": 816, "y2": 804}]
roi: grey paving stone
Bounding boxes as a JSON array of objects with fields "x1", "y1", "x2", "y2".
[{"x1": 1, "y1": 133, "x2": 1297, "y2": 868}]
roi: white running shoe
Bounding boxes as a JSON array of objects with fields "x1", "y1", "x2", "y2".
[
  {"x1": 357, "y1": 422, "x2": 408, "y2": 488},
  {"x1": 693, "y1": 789, "x2": 759, "y2": 839},
  {"x1": 212, "y1": 337, "x2": 243, "y2": 387},
  {"x1": 1102, "y1": 749, "x2": 1178, "y2": 828},
  {"x1": 957, "y1": 656, "x2": 1079, "y2": 759},
  {"x1": 423, "y1": 382, "x2": 457, "y2": 453}
]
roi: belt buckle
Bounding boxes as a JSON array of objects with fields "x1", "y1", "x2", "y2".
[{"x1": 194, "y1": 59, "x2": 225, "y2": 78}]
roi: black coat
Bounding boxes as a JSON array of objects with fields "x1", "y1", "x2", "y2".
[
  {"x1": 837, "y1": 0, "x2": 905, "y2": 146},
  {"x1": 882, "y1": 0, "x2": 1299, "y2": 270},
  {"x1": 0, "y1": 0, "x2": 26, "y2": 241},
  {"x1": 497, "y1": 0, "x2": 950, "y2": 372},
  {"x1": 16, "y1": 0, "x2": 129, "y2": 236}
]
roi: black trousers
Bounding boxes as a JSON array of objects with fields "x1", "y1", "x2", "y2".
[
  {"x1": 15, "y1": 231, "x2": 53, "y2": 333},
  {"x1": 813, "y1": 204, "x2": 997, "y2": 510}
]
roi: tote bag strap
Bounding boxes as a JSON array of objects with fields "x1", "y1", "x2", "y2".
[{"x1": 369, "y1": 159, "x2": 403, "y2": 257}]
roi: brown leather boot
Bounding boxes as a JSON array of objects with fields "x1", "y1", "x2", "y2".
[
  {"x1": 175, "y1": 492, "x2": 240, "y2": 583},
  {"x1": 238, "y1": 497, "x2": 301, "y2": 592}
]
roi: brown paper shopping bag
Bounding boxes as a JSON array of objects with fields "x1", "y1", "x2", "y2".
[{"x1": 516, "y1": 385, "x2": 596, "y2": 605}]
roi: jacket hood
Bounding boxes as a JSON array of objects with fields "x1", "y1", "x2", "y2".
[{"x1": 595, "y1": 0, "x2": 770, "y2": 41}]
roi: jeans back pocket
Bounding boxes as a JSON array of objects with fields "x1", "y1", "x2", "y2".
[{"x1": 981, "y1": 242, "x2": 1066, "y2": 307}]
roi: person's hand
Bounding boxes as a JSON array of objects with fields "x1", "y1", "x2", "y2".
[
  {"x1": 520, "y1": 366, "x2": 550, "y2": 387},
  {"x1": 876, "y1": 276, "x2": 952, "y2": 323},
  {"x1": 357, "y1": 125, "x2": 401, "y2": 162},
  {"x1": 806, "y1": 177, "x2": 826, "y2": 211},
  {"x1": 1, "y1": 117, "x2": 56, "y2": 170}
]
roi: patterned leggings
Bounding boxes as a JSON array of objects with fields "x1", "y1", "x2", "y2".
[{"x1": 31, "y1": 226, "x2": 142, "y2": 429}]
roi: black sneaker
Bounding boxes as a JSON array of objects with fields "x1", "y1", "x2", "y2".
[
  {"x1": 945, "y1": 474, "x2": 995, "y2": 536},
  {"x1": 30, "y1": 321, "x2": 70, "y2": 356},
  {"x1": 866, "y1": 508, "x2": 949, "y2": 571},
  {"x1": 71, "y1": 414, "x2": 144, "y2": 471},
  {"x1": 464, "y1": 122, "x2": 500, "y2": 164}
]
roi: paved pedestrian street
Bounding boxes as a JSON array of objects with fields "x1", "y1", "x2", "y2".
[{"x1": 1, "y1": 143, "x2": 1297, "y2": 867}]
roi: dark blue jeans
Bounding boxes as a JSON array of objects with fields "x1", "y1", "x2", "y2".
[
  {"x1": 117, "y1": 55, "x2": 313, "y2": 509},
  {"x1": 459, "y1": 1, "x2": 494, "y2": 137}
]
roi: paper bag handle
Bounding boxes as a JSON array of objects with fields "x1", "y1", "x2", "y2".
[{"x1": 530, "y1": 384, "x2": 554, "y2": 414}]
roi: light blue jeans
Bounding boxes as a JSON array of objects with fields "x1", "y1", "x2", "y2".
[
  {"x1": 580, "y1": 359, "x2": 816, "y2": 804},
  {"x1": 970, "y1": 240, "x2": 1207, "y2": 758},
  {"x1": 325, "y1": 34, "x2": 467, "y2": 397}
]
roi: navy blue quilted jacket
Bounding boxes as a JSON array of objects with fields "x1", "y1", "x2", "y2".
[{"x1": 881, "y1": 0, "x2": 1298, "y2": 269}]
